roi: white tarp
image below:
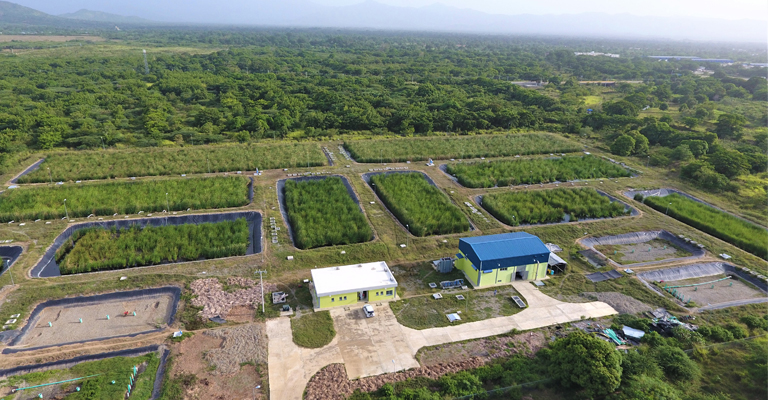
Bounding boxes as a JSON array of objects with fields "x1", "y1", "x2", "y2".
[
  {"x1": 548, "y1": 252, "x2": 567, "y2": 267},
  {"x1": 622, "y1": 325, "x2": 645, "y2": 339},
  {"x1": 446, "y1": 313, "x2": 462, "y2": 322}
]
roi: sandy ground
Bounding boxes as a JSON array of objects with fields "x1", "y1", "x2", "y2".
[
  {"x1": 170, "y1": 324, "x2": 266, "y2": 400},
  {"x1": 597, "y1": 239, "x2": 689, "y2": 264},
  {"x1": 580, "y1": 292, "x2": 652, "y2": 315},
  {"x1": 14, "y1": 295, "x2": 174, "y2": 348},
  {"x1": 664, "y1": 275, "x2": 765, "y2": 307},
  {"x1": 0, "y1": 35, "x2": 105, "y2": 42}
]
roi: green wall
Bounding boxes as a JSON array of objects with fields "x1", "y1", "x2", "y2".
[
  {"x1": 455, "y1": 254, "x2": 547, "y2": 288},
  {"x1": 317, "y1": 291, "x2": 358, "y2": 308}
]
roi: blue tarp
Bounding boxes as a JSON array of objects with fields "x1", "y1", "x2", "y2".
[{"x1": 459, "y1": 232, "x2": 550, "y2": 272}]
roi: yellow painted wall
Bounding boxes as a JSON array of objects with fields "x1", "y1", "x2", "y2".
[
  {"x1": 478, "y1": 270, "x2": 497, "y2": 286},
  {"x1": 455, "y1": 257, "x2": 479, "y2": 286},
  {"x1": 369, "y1": 286, "x2": 397, "y2": 302},
  {"x1": 494, "y1": 268, "x2": 514, "y2": 284},
  {"x1": 463, "y1": 261, "x2": 548, "y2": 287},
  {"x1": 317, "y1": 291, "x2": 358, "y2": 308}
]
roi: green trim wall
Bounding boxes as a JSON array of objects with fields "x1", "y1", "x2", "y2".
[
  {"x1": 455, "y1": 252, "x2": 547, "y2": 287},
  {"x1": 369, "y1": 287, "x2": 397, "y2": 302},
  {"x1": 315, "y1": 285, "x2": 397, "y2": 309}
]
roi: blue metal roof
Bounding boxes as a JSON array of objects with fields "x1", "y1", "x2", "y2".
[{"x1": 459, "y1": 232, "x2": 550, "y2": 271}]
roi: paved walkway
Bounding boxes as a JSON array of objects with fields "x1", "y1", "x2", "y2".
[
  {"x1": 266, "y1": 281, "x2": 618, "y2": 400},
  {"x1": 698, "y1": 297, "x2": 768, "y2": 311}
]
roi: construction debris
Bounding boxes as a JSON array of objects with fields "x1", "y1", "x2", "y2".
[{"x1": 190, "y1": 278, "x2": 276, "y2": 319}]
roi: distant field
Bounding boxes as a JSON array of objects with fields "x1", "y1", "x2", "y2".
[
  {"x1": 0, "y1": 35, "x2": 106, "y2": 42},
  {"x1": 344, "y1": 133, "x2": 581, "y2": 163},
  {"x1": 18, "y1": 143, "x2": 326, "y2": 182},
  {"x1": 644, "y1": 193, "x2": 768, "y2": 260},
  {"x1": 446, "y1": 155, "x2": 631, "y2": 188},
  {"x1": 0, "y1": 176, "x2": 249, "y2": 221}
]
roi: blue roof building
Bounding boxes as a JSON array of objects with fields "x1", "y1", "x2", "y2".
[{"x1": 455, "y1": 232, "x2": 551, "y2": 287}]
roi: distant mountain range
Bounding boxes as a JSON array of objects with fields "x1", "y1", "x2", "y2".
[
  {"x1": 1, "y1": 0, "x2": 767, "y2": 43},
  {"x1": 58, "y1": 9, "x2": 152, "y2": 24}
]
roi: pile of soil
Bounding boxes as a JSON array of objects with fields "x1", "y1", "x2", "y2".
[
  {"x1": 203, "y1": 324, "x2": 267, "y2": 375},
  {"x1": 190, "y1": 278, "x2": 276, "y2": 319}
]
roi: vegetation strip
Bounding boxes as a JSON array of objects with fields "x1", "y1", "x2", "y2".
[
  {"x1": 643, "y1": 193, "x2": 768, "y2": 259},
  {"x1": 291, "y1": 311, "x2": 336, "y2": 348},
  {"x1": 17, "y1": 143, "x2": 326, "y2": 183},
  {"x1": 0, "y1": 176, "x2": 250, "y2": 222},
  {"x1": 283, "y1": 177, "x2": 372, "y2": 249},
  {"x1": 55, "y1": 219, "x2": 249, "y2": 274},
  {"x1": 344, "y1": 133, "x2": 581, "y2": 163},
  {"x1": 446, "y1": 155, "x2": 631, "y2": 188},
  {"x1": 369, "y1": 172, "x2": 468, "y2": 236},
  {"x1": 481, "y1": 188, "x2": 628, "y2": 226}
]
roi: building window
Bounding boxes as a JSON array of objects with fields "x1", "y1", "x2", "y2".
[
  {"x1": 331, "y1": 298, "x2": 335, "y2": 302},
  {"x1": 500, "y1": 267, "x2": 508, "y2": 271},
  {"x1": 386, "y1": 290, "x2": 393, "y2": 295},
  {"x1": 343, "y1": 296, "x2": 347, "y2": 300}
]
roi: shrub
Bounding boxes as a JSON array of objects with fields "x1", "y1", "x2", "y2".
[
  {"x1": 725, "y1": 322, "x2": 749, "y2": 339},
  {"x1": 370, "y1": 173, "x2": 467, "y2": 236},
  {"x1": 283, "y1": 177, "x2": 372, "y2": 249},
  {"x1": 0, "y1": 176, "x2": 249, "y2": 222},
  {"x1": 481, "y1": 188, "x2": 628, "y2": 226},
  {"x1": 611, "y1": 135, "x2": 636, "y2": 156},
  {"x1": 19, "y1": 142, "x2": 326, "y2": 182},
  {"x1": 633, "y1": 193, "x2": 644, "y2": 202},
  {"x1": 642, "y1": 331, "x2": 666, "y2": 347},
  {"x1": 547, "y1": 331, "x2": 623, "y2": 397},
  {"x1": 653, "y1": 346, "x2": 700, "y2": 381},
  {"x1": 291, "y1": 311, "x2": 336, "y2": 348},
  {"x1": 741, "y1": 315, "x2": 768, "y2": 331},
  {"x1": 345, "y1": 133, "x2": 581, "y2": 163},
  {"x1": 644, "y1": 193, "x2": 767, "y2": 259},
  {"x1": 445, "y1": 155, "x2": 631, "y2": 188},
  {"x1": 56, "y1": 219, "x2": 249, "y2": 274},
  {"x1": 698, "y1": 326, "x2": 734, "y2": 343}
]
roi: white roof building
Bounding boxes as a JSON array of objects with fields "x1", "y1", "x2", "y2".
[{"x1": 311, "y1": 261, "x2": 397, "y2": 298}]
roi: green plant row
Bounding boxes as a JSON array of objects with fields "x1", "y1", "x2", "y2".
[
  {"x1": 0, "y1": 176, "x2": 249, "y2": 222},
  {"x1": 344, "y1": 133, "x2": 581, "y2": 163},
  {"x1": 446, "y1": 155, "x2": 631, "y2": 188},
  {"x1": 644, "y1": 193, "x2": 768, "y2": 260},
  {"x1": 481, "y1": 188, "x2": 628, "y2": 226},
  {"x1": 370, "y1": 172, "x2": 467, "y2": 236},
  {"x1": 284, "y1": 177, "x2": 372, "y2": 249},
  {"x1": 6, "y1": 353, "x2": 159, "y2": 400},
  {"x1": 55, "y1": 219, "x2": 250, "y2": 274},
  {"x1": 18, "y1": 142, "x2": 326, "y2": 183}
]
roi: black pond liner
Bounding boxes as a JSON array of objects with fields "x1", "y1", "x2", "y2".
[
  {"x1": 578, "y1": 230, "x2": 706, "y2": 269},
  {"x1": 637, "y1": 262, "x2": 768, "y2": 293},
  {"x1": 474, "y1": 189, "x2": 639, "y2": 228},
  {"x1": 3, "y1": 287, "x2": 181, "y2": 354},
  {"x1": 0, "y1": 344, "x2": 162, "y2": 378},
  {"x1": 276, "y1": 175, "x2": 373, "y2": 248},
  {"x1": 361, "y1": 170, "x2": 474, "y2": 235},
  {"x1": 0, "y1": 245, "x2": 24, "y2": 277},
  {"x1": 30, "y1": 211, "x2": 262, "y2": 278},
  {"x1": 623, "y1": 187, "x2": 767, "y2": 230},
  {"x1": 9, "y1": 158, "x2": 45, "y2": 184}
]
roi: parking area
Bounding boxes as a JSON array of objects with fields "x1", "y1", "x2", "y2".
[{"x1": 330, "y1": 305, "x2": 419, "y2": 379}]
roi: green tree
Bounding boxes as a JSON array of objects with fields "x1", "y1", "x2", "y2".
[
  {"x1": 611, "y1": 135, "x2": 636, "y2": 156},
  {"x1": 630, "y1": 131, "x2": 650, "y2": 155},
  {"x1": 682, "y1": 117, "x2": 699, "y2": 129},
  {"x1": 604, "y1": 100, "x2": 639, "y2": 117},
  {"x1": 653, "y1": 346, "x2": 700, "y2": 381},
  {"x1": 671, "y1": 144, "x2": 695, "y2": 161},
  {"x1": 715, "y1": 113, "x2": 747, "y2": 139},
  {"x1": 659, "y1": 102, "x2": 669, "y2": 110},
  {"x1": 36, "y1": 126, "x2": 63, "y2": 150},
  {"x1": 546, "y1": 331, "x2": 623, "y2": 397},
  {"x1": 681, "y1": 139, "x2": 708, "y2": 158},
  {"x1": 708, "y1": 148, "x2": 750, "y2": 178}
]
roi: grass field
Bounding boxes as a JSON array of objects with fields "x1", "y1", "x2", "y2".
[
  {"x1": 2, "y1": 353, "x2": 158, "y2": 400},
  {"x1": 644, "y1": 194, "x2": 768, "y2": 259},
  {"x1": 17, "y1": 142, "x2": 326, "y2": 182},
  {"x1": 56, "y1": 219, "x2": 249, "y2": 274},
  {"x1": 446, "y1": 155, "x2": 631, "y2": 188},
  {"x1": 389, "y1": 286, "x2": 525, "y2": 329},
  {"x1": 0, "y1": 176, "x2": 249, "y2": 222},
  {"x1": 344, "y1": 133, "x2": 581, "y2": 163},
  {"x1": 370, "y1": 172, "x2": 468, "y2": 236},
  {"x1": 290, "y1": 311, "x2": 336, "y2": 348},
  {"x1": 481, "y1": 188, "x2": 628, "y2": 226},
  {"x1": 284, "y1": 177, "x2": 372, "y2": 249}
]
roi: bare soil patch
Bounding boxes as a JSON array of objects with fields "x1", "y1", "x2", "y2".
[
  {"x1": 595, "y1": 239, "x2": 690, "y2": 264},
  {"x1": 15, "y1": 294, "x2": 173, "y2": 348},
  {"x1": 663, "y1": 275, "x2": 765, "y2": 307},
  {"x1": 418, "y1": 331, "x2": 546, "y2": 367},
  {"x1": 190, "y1": 277, "x2": 275, "y2": 319},
  {"x1": 169, "y1": 323, "x2": 267, "y2": 399},
  {"x1": 0, "y1": 35, "x2": 106, "y2": 42},
  {"x1": 580, "y1": 292, "x2": 652, "y2": 315}
]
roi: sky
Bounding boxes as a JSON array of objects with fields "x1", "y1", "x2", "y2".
[{"x1": 314, "y1": 0, "x2": 769, "y2": 20}]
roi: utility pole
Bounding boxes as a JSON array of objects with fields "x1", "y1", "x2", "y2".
[
  {"x1": 255, "y1": 269, "x2": 267, "y2": 314},
  {"x1": 142, "y1": 49, "x2": 149, "y2": 75},
  {"x1": 63, "y1": 199, "x2": 69, "y2": 220},
  {"x1": 6, "y1": 259, "x2": 12, "y2": 286}
]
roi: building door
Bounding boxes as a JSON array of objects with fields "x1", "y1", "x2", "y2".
[
  {"x1": 514, "y1": 267, "x2": 529, "y2": 281},
  {"x1": 359, "y1": 290, "x2": 368, "y2": 301}
]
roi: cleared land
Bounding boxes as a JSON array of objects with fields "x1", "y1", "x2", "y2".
[
  {"x1": 481, "y1": 188, "x2": 627, "y2": 226},
  {"x1": 15, "y1": 294, "x2": 174, "y2": 348},
  {"x1": 594, "y1": 239, "x2": 692, "y2": 265},
  {"x1": 644, "y1": 193, "x2": 768, "y2": 259},
  {"x1": 446, "y1": 155, "x2": 631, "y2": 188},
  {"x1": 389, "y1": 286, "x2": 525, "y2": 330},
  {"x1": 345, "y1": 133, "x2": 581, "y2": 163},
  {"x1": 0, "y1": 176, "x2": 249, "y2": 222},
  {"x1": 17, "y1": 142, "x2": 326, "y2": 182},
  {"x1": 660, "y1": 276, "x2": 765, "y2": 307},
  {"x1": 283, "y1": 177, "x2": 372, "y2": 249},
  {"x1": 0, "y1": 353, "x2": 158, "y2": 400},
  {"x1": 371, "y1": 172, "x2": 468, "y2": 236},
  {"x1": 56, "y1": 219, "x2": 249, "y2": 274}
]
